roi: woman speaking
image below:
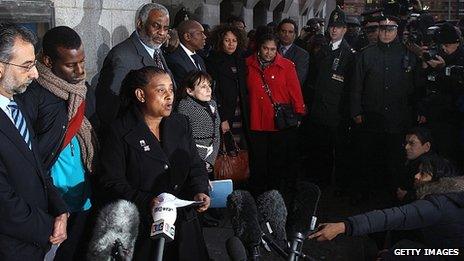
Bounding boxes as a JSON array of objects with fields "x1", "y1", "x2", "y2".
[{"x1": 98, "y1": 66, "x2": 210, "y2": 260}]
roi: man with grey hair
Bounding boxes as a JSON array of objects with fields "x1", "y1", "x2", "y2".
[
  {"x1": 0, "y1": 23, "x2": 69, "y2": 260},
  {"x1": 96, "y1": 3, "x2": 174, "y2": 127}
]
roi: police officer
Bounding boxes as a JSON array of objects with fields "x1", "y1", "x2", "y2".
[
  {"x1": 303, "y1": 6, "x2": 356, "y2": 188},
  {"x1": 418, "y1": 23, "x2": 464, "y2": 166},
  {"x1": 350, "y1": 15, "x2": 420, "y2": 202}
]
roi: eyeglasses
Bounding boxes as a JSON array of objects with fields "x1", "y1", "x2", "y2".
[{"x1": 0, "y1": 60, "x2": 37, "y2": 71}]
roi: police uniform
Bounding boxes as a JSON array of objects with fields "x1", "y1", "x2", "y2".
[{"x1": 303, "y1": 6, "x2": 356, "y2": 187}]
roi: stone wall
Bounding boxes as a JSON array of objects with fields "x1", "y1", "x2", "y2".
[{"x1": 52, "y1": 0, "x2": 149, "y2": 86}]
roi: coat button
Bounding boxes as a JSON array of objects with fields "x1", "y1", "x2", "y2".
[
  {"x1": 260, "y1": 96, "x2": 264, "y2": 100},
  {"x1": 385, "y1": 106, "x2": 389, "y2": 111},
  {"x1": 385, "y1": 86, "x2": 389, "y2": 90},
  {"x1": 164, "y1": 164, "x2": 169, "y2": 170},
  {"x1": 173, "y1": 185, "x2": 178, "y2": 190}
]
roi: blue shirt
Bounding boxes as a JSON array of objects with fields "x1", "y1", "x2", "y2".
[{"x1": 50, "y1": 136, "x2": 92, "y2": 212}]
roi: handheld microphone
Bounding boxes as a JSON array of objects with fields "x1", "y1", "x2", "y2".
[
  {"x1": 226, "y1": 236, "x2": 247, "y2": 261},
  {"x1": 150, "y1": 194, "x2": 178, "y2": 261},
  {"x1": 256, "y1": 190, "x2": 288, "y2": 250},
  {"x1": 87, "y1": 200, "x2": 139, "y2": 261},
  {"x1": 227, "y1": 190, "x2": 262, "y2": 261}
]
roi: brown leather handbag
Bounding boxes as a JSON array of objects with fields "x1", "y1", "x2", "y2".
[{"x1": 213, "y1": 132, "x2": 249, "y2": 182}]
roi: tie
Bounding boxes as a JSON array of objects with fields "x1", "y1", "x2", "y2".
[
  {"x1": 153, "y1": 49, "x2": 164, "y2": 70},
  {"x1": 280, "y1": 46, "x2": 286, "y2": 55},
  {"x1": 191, "y1": 53, "x2": 203, "y2": 71},
  {"x1": 8, "y1": 100, "x2": 32, "y2": 150}
]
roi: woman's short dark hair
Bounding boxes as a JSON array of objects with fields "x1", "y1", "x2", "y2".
[
  {"x1": 120, "y1": 66, "x2": 168, "y2": 112},
  {"x1": 256, "y1": 33, "x2": 278, "y2": 50},
  {"x1": 177, "y1": 70, "x2": 212, "y2": 100},
  {"x1": 209, "y1": 24, "x2": 246, "y2": 52}
]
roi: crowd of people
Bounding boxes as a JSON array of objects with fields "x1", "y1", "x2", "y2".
[{"x1": 0, "y1": 1, "x2": 463, "y2": 260}]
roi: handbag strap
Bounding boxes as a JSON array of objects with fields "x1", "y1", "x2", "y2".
[{"x1": 258, "y1": 71, "x2": 278, "y2": 109}]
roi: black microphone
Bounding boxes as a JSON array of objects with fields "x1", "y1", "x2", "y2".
[
  {"x1": 256, "y1": 190, "x2": 288, "y2": 250},
  {"x1": 226, "y1": 236, "x2": 247, "y2": 261},
  {"x1": 287, "y1": 182, "x2": 321, "y2": 261},
  {"x1": 87, "y1": 200, "x2": 140, "y2": 261},
  {"x1": 227, "y1": 190, "x2": 262, "y2": 261}
]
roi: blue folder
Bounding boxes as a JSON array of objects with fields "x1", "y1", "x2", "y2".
[{"x1": 210, "y1": 179, "x2": 233, "y2": 208}]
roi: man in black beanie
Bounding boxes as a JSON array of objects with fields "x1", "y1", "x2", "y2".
[{"x1": 417, "y1": 23, "x2": 464, "y2": 167}]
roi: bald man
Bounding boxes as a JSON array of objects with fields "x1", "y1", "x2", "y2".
[{"x1": 165, "y1": 20, "x2": 207, "y2": 87}]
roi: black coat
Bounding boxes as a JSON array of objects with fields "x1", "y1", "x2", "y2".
[
  {"x1": 351, "y1": 39, "x2": 419, "y2": 133},
  {"x1": 310, "y1": 39, "x2": 356, "y2": 127},
  {"x1": 18, "y1": 80, "x2": 98, "y2": 171},
  {"x1": 0, "y1": 99, "x2": 67, "y2": 261},
  {"x1": 98, "y1": 107, "x2": 209, "y2": 261},
  {"x1": 346, "y1": 177, "x2": 464, "y2": 248},
  {"x1": 96, "y1": 31, "x2": 174, "y2": 127},
  {"x1": 280, "y1": 43, "x2": 310, "y2": 86},
  {"x1": 165, "y1": 45, "x2": 206, "y2": 88},
  {"x1": 206, "y1": 51, "x2": 249, "y2": 129}
]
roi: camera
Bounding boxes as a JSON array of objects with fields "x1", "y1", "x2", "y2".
[{"x1": 445, "y1": 65, "x2": 464, "y2": 77}]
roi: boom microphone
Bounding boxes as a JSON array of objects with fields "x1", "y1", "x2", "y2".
[
  {"x1": 226, "y1": 236, "x2": 247, "y2": 261},
  {"x1": 227, "y1": 190, "x2": 262, "y2": 260},
  {"x1": 256, "y1": 190, "x2": 288, "y2": 249},
  {"x1": 87, "y1": 200, "x2": 139, "y2": 261},
  {"x1": 287, "y1": 182, "x2": 321, "y2": 236}
]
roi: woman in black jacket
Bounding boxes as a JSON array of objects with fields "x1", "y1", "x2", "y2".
[
  {"x1": 206, "y1": 24, "x2": 249, "y2": 148},
  {"x1": 98, "y1": 67, "x2": 210, "y2": 261}
]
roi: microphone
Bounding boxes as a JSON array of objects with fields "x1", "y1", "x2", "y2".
[
  {"x1": 150, "y1": 193, "x2": 178, "y2": 261},
  {"x1": 87, "y1": 200, "x2": 139, "y2": 261},
  {"x1": 227, "y1": 190, "x2": 262, "y2": 261},
  {"x1": 287, "y1": 182, "x2": 321, "y2": 261},
  {"x1": 256, "y1": 190, "x2": 288, "y2": 249},
  {"x1": 226, "y1": 236, "x2": 247, "y2": 261}
]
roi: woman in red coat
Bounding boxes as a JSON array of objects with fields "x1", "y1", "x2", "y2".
[{"x1": 246, "y1": 33, "x2": 305, "y2": 196}]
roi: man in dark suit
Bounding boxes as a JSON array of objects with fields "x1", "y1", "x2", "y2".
[
  {"x1": 96, "y1": 3, "x2": 173, "y2": 127},
  {"x1": 276, "y1": 18, "x2": 310, "y2": 87},
  {"x1": 165, "y1": 20, "x2": 207, "y2": 87},
  {"x1": 0, "y1": 24, "x2": 68, "y2": 261}
]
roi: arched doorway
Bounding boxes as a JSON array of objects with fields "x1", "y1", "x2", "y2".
[
  {"x1": 253, "y1": 0, "x2": 267, "y2": 28},
  {"x1": 273, "y1": 0, "x2": 284, "y2": 22},
  {"x1": 220, "y1": 0, "x2": 234, "y2": 23}
]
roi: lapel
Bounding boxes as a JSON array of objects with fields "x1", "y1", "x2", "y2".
[
  {"x1": 160, "y1": 51, "x2": 178, "y2": 90},
  {"x1": 0, "y1": 108, "x2": 38, "y2": 167},
  {"x1": 129, "y1": 31, "x2": 156, "y2": 67},
  {"x1": 178, "y1": 47, "x2": 198, "y2": 72},
  {"x1": 284, "y1": 44, "x2": 297, "y2": 60},
  {"x1": 123, "y1": 108, "x2": 168, "y2": 163}
]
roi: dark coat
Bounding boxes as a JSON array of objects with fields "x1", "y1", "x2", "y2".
[
  {"x1": 206, "y1": 51, "x2": 249, "y2": 129},
  {"x1": 351, "y1": 39, "x2": 419, "y2": 133},
  {"x1": 98, "y1": 107, "x2": 209, "y2": 261},
  {"x1": 18, "y1": 80, "x2": 98, "y2": 171},
  {"x1": 96, "y1": 31, "x2": 173, "y2": 127},
  {"x1": 280, "y1": 43, "x2": 310, "y2": 86},
  {"x1": 310, "y1": 39, "x2": 356, "y2": 127},
  {"x1": 346, "y1": 176, "x2": 464, "y2": 248},
  {"x1": 0, "y1": 99, "x2": 67, "y2": 261},
  {"x1": 165, "y1": 44, "x2": 206, "y2": 87}
]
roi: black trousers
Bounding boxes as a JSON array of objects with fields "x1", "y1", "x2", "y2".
[
  {"x1": 302, "y1": 120, "x2": 353, "y2": 188},
  {"x1": 54, "y1": 209, "x2": 93, "y2": 261},
  {"x1": 248, "y1": 128, "x2": 298, "y2": 198},
  {"x1": 351, "y1": 130, "x2": 405, "y2": 195}
]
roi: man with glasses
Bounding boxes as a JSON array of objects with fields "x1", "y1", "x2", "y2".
[
  {"x1": 350, "y1": 15, "x2": 420, "y2": 204},
  {"x1": 0, "y1": 23, "x2": 68, "y2": 260},
  {"x1": 96, "y1": 3, "x2": 173, "y2": 127}
]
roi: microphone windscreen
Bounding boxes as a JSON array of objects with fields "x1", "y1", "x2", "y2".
[
  {"x1": 227, "y1": 190, "x2": 262, "y2": 248},
  {"x1": 256, "y1": 190, "x2": 288, "y2": 246},
  {"x1": 87, "y1": 200, "x2": 140, "y2": 261},
  {"x1": 287, "y1": 182, "x2": 321, "y2": 236},
  {"x1": 226, "y1": 236, "x2": 247, "y2": 261}
]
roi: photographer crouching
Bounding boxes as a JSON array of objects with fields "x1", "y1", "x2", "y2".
[{"x1": 417, "y1": 23, "x2": 464, "y2": 168}]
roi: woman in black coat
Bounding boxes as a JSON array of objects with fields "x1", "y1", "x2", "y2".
[
  {"x1": 206, "y1": 24, "x2": 249, "y2": 148},
  {"x1": 98, "y1": 66, "x2": 210, "y2": 261}
]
